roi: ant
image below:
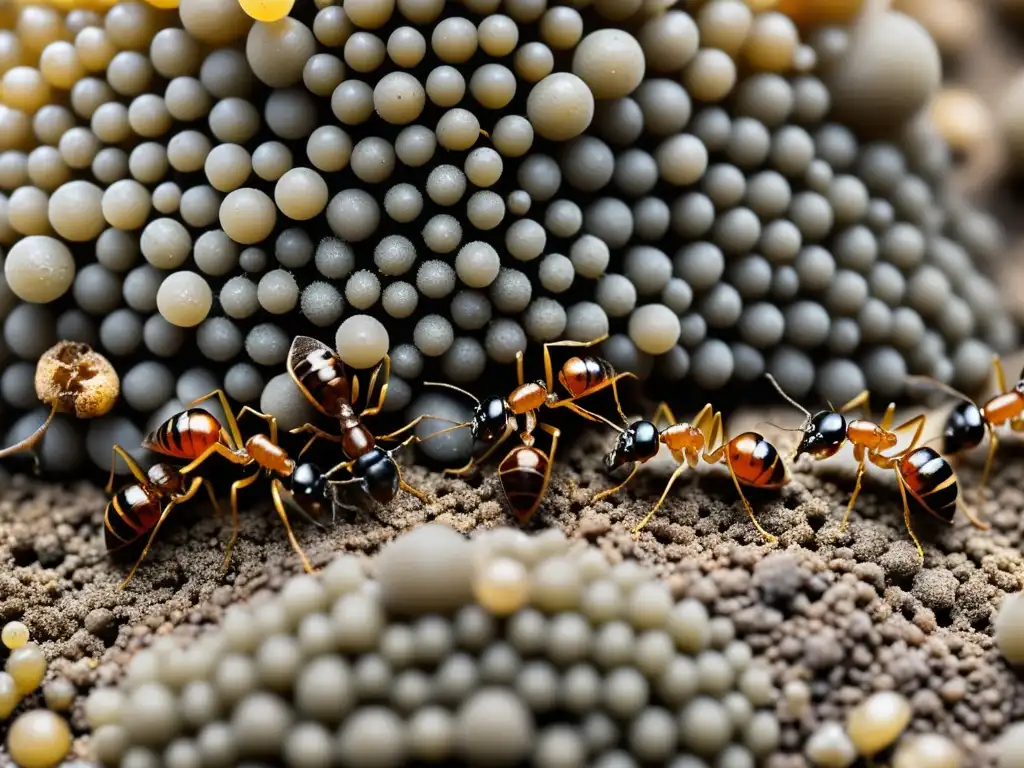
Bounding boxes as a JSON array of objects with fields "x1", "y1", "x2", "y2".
[
  {"x1": 284, "y1": 336, "x2": 429, "y2": 506},
  {"x1": 102, "y1": 446, "x2": 220, "y2": 590},
  {"x1": 0, "y1": 341, "x2": 119, "y2": 463},
  {"x1": 592, "y1": 402, "x2": 787, "y2": 542},
  {"x1": 421, "y1": 334, "x2": 637, "y2": 477},
  {"x1": 143, "y1": 389, "x2": 332, "y2": 574},
  {"x1": 907, "y1": 356, "x2": 1024, "y2": 494},
  {"x1": 767, "y1": 374, "x2": 989, "y2": 559}
]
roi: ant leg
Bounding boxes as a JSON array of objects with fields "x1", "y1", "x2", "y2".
[
  {"x1": 376, "y1": 414, "x2": 462, "y2": 442},
  {"x1": 237, "y1": 406, "x2": 279, "y2": 445},
  {"x1": 894, "y1": 471, "x2": 925, "y2": 561},
  {"x1": 838, "y1": 391, "x2": 872, "y2": 418},
  {"x1": 516, "y1": 349, "x2": 526, "y2": 388},
  {"x1": 886, "y1": 414, "x2": 928, "y2": 457},
  {"x1": 360, "y1": 354, "x2": 391, "y2": 419},
  {"x1": 397, "y1": 470, "x2": 429, "y2": 503},
  {"x1": 178, "y1": 442, "x2": 250, "y2": 476},
  {"x1": 633, "y1": 463, "x2": 688, "y2": 537},
  {"x1": 559, "y1": 401, "x2": 623, "y2": 431},
  {"x1": 202, "y1": 480, "x2": 222, "y2": 517},
  {"x1": 289, "y1": 424, "x2": 344, "y2": 459},
  {"x1": 445, "y1": 422, "x2": 515, "y2": 476},
  {"x1": 994, "y1": 355, "x2": 1008, "y2": 394},
  {"x1": 222, "y1": 472, "x2": 259, "y2": 571},
  {"x1": 724, "y1": 453, "x2": 778, "y2": 544},
  {"x1": 592, "y1": 462, "x2": 640, "y2": 504},
  {"x1": 0, "y1": 403, "x2": 58, "y2": 461},
  {"x1": 878, "y1": 402, "x2": 896, "y2": 432},
  {"x1": 653, "y1": 402, "x2": 683, "y2": 429},
  {"x1": 324, "y1": 458, "x2": 357, "y2": 480},
  {"x1": 189, "y1": 389, "x2": 244, "y2": 451},
  {"x1": 840, "y1": 457, "x2": 867, "y2": 532},
  {"x1": 696, "y1": 409, "x2": 725, "y2": 456},
  {"x1": 107, "y1": 444, "x2": 149, "y2": 494},
  {"x1": 270, "y1": 479, "x2": 316, "y2": 574},
  {"x1": 979, "y1": 428, "x2": 999, "y2": 493},
  {"x1": 547, "y1": 372, "x2": 639, "y2": 421},
  {"x1": 119, "y1": 477, "x2": 205, "y2": 590},
  {"x1": 958, "y1": 497, "x2": 991, "y2": 531}
]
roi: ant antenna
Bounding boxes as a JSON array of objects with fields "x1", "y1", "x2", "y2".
[
  {"x1": 755, "y1": 420, "x2": 803, "y2": 434},
  {"x1": 764, "y1": 374, "x2": 811, "y2": 418},
  {"x1": 419, "y1": 421, "x2": 472, "y2": 441},
  {"x1": 905, "y1": 375, "x2": 972, "y2": 403},
  {"x1": 423, "y1": 381, "x2": 481, "y2": 405}
]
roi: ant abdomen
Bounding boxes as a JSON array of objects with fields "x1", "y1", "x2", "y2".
[
  {"x1": 943, "y1": 400, "x2": 985, "y2": 454},
  {"x1": 352, "y1": 448, "x2": 400, "y2": 505}
]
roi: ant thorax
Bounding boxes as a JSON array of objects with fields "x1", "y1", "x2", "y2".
[{"x1": 508, "y1": 380, "x2": 547, "y2": 413}]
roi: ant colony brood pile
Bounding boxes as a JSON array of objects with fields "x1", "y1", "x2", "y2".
[
  {"x1": 86, "y1": 524, "x2": 785, "y2": 768},
  {"x1": 0, "y1": 0, "x2": 1015, "y2": 475}
]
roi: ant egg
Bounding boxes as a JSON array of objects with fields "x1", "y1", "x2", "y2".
[
  {"x1": 7, "y1": 709, "x2": 71, "y2": 768},
  {"x1": 42, "y1": 677, "x2": 76, "y2": 712},
  {"x1": 7, "y1": 642, "x2": 47, "y2": 695},
  {"x1": 2, "y1": 620, "x2": 30, "y2": 649},
  {"x1": 239, "y1": 0, "x2": 296, "y2": 23},
  {"x1": 474, "y1": 557, "x2": 530, "y2": 616},
  {"x1": 0, "y1": 672, "x2": 19, "y2": 718},
  {"x1": 35, "y1": 340, "x2": 120, "y2": 419}
]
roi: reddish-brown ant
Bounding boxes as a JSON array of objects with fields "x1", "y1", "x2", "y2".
[
  {"x1": 284, "y1": 336, "x2": 428, "y2": 505},
  {"x1": 143, "y1": 389, "x2": 332, "y2": 574},
  {"x1": 0, "y1": 341, "x2": 119, "y2": 464},
  {"x1": 421, "y1": 334, "x2": 636, "y2": 476},
  {"x1": 767, "y1": 375, "x2": 989, "y2": 559},
  {"x1": 908, "y1": 356, "x2": 1024, "y2": 494},
  {"x1": 103, "y1": 446, "x2": 220, "y2": 590},
  {"x1": 593, "y1": 402, "x2": 787, "y2": 541}
]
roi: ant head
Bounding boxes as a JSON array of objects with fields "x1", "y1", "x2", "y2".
[
  {"x1": 796, "y1": 411, "x2": 847, "y2": 459},
  {"x1": 943, "y1": 400, "x2": 985, "y2": 454},
  {"x1": 291, "y1": 462, "x2": 327, "y2": 509},
  {"x1": 473, "y1": 396, "x2": 511, "y2": 443},
  {"x1": 605, "y1": 420, "x2": 660, "y2": 471},
  {"x1": 35, "y1": 341, "x2": 120, "y2": 419},
  {"x1": 353, "y1": 448, "x2": 399, "y2": 505}
]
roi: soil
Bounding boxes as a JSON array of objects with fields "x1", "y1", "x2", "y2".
[{"x1": 0, "y1": 401, "x2": 1022, "y2": 767}]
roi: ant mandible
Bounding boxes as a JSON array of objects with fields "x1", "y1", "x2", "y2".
[
  {"x1": 592, "y1": 402, "x2": 787, "y2": 541},
  {"x1": 767, "y1": 375, "x2": 989, "y2": 559},
  {"x1": 908, "y1": 355, "x2": 1024, "y2": 494},
  {"x1": 284, "y1": 336, "x2": 429, "y2": 506},
  {"x1": 143, "y1": 389, "x2": 330, "y2": 574},
  {"x1": 103, "y1": 446, "x2": 220, "y2": 590},
  {"x1": 421, "y1": 334, "x2": 637, "y2": 477}
]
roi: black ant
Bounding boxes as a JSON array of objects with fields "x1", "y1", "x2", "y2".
[
  {"x1": 908, "y1": 356, "x2": 1024, "y2": 494},
  {"x1": 284, "y1": 336, "x2": 429, "y2": 506},
  {"x1": 421, "y1": 334, "x2": 636, "y2": 476},
  {"x1": 593, "y1": 402, "x2": 787, "y2": 541},
  {"x1": 767, "y1": 374, "x2": 989, "y2": 559}
]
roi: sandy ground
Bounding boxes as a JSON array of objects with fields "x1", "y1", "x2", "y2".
[{"x1": 0, "y1": 401, "x2": 1021, "y2": 766}]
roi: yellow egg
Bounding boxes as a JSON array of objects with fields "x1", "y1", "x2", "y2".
[
  {"x1": 2, "y1": 621, "x2": 29, "y2": 650},
  {"x1": 144, "y1": 0, "x2": 180, "y2": 8},
  {"x1": 473, "y1": 557, "x2": 530, "y2": 617},
  {"x1": 7, "y1": 710, "x2": 72, "y2": 768},
  {"x1": 846, "y1": 691, "x2": 912, "y2": 757},
  {"x1": 238, "y1": 0, "x2": 295, "y2": 22}
]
